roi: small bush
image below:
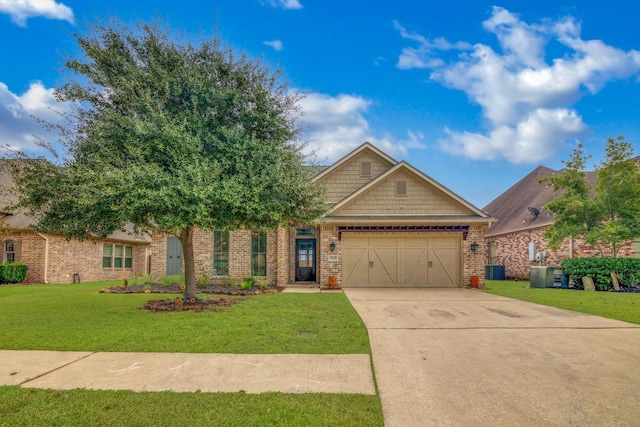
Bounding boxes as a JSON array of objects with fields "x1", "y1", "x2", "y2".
[
  {"x1": 160, "y1": 273, "x2": 185, "y2": 286},
  {"x1": 256, "y1": 279, "x2": 271, "y2": 289},
  {"x1": 196, "y1": 274, "x2": 211, "y2": 287},
  {"x1": 241, "y1": 276, "x2": 256, "y2": 290},
  {"x1": 561, "y1": 258, "x2": 640, "y2": 290},
  {"x1": 128, "y1": 274, "x2": 153, "y2": 286},
  {"x1": 0, "y1": 262, "x2": 29, "y2": 284},
  {"x1": 220, "y1": 277, "x2": 241, "y2": 289}
]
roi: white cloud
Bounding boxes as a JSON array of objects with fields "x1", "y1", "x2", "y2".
[
  {"x1": 263, "y1": 39, "x2": 283, "y2": 51},
  {"x1": 396, "y1": 6, "x2": 640, "y2": 164},
  {"x1": 0, "y1": 81, "x2": 70, "y2": 153},
  {"x1": 297, "y1": 92, "x2": 424, "y2": 162},
  {"x1": 0, "y1": 0, "x2": 74, "y2": 27},
  {"x1": 263, "y1": 0, "x2": 302, "y2": 10}
]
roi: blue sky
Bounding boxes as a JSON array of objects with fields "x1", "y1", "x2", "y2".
[{"x1": 2, "y1": 0, "x2": 640, "y2": 208}]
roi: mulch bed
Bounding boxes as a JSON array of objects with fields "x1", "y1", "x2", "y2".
[
  {"x1": 142, "y1": 297, "x2": 239, "y2": 312},
  {"x1": 99, "y1": 283, "x2": 285, "y2": 312}
]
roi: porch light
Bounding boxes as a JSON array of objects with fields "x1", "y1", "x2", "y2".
[
  {"x1": 329, "y1": 241, "x2": 336, "y2": 252},
  {"x1": 470, "y1": 242, "x2": 479, "y2": 253}
]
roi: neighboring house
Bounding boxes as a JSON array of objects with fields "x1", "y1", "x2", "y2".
[
  {"x1": 151, "y1": 142, "x2": 495, "y2": 287},
  {"x1": 483, "y1": 166, "x2": 637, "y2": 280},
  {"x1": 0, "y1": 162, "x2": 151, "y2": 284}
]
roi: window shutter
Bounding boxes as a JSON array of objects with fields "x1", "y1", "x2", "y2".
[{"x1": 14, "y1": 240, "x2": 21, "y2": 262}]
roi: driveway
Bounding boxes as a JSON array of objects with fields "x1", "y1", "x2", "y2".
[{"x1": 344, "y1": 288, "x2": 640, "y2": 427}]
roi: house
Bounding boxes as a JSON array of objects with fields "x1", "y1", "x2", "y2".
[
  {"x1": 482, "y1": 165, "x2": 638, "y2": 280},
  {"x1": 151, "y1": 143, "x2": 495, "y2": 287},
  {"x1": 0, "y1": 162, "x2": 151, "y2": 284}
]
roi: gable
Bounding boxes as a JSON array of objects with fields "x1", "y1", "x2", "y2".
[
  {"x1": 332, "y1": 167, "x2": 479, "y2": 217},
  {"x1": 315, "y1": 146, "x2": 395, "y2": 204}
]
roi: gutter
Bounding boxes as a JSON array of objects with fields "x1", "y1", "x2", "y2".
[{"x1": 36, "y1": 232, "x2": 49, "y2": 284}]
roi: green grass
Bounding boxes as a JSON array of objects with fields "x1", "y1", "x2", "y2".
[
  {"x1": 0, "y1": 281, "x2": 382, "y2": 426},
  {"x1": 482, "y1": 280, "x2": 640, "y2": 324},
  {"x1": 0, "y1": 387, "x2": 383, "y2": 427},
  {"x1": 0, "y1": 281, "x2": 370, "y2": 354}
]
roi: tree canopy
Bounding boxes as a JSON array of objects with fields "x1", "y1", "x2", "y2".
[
  {"x1": 4, "y1": 19, "x2": 327, "y2": 296},
  {"x1": 542, "y1": 136, "x2": 640, "y2": 256}
]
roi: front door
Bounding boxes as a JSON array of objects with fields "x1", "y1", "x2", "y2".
[
  {"x1": 166, "y1": 236, "x2": 183, "y2": 275},
  {"x1": 295, "y1": 239, "x2": 316, "y2": 282}
]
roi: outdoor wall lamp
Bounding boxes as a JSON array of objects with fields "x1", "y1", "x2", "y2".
[
  {"x1": 329, "y1": 241, "x2": 336, "y2": 252},
  {"x1": 470, "y1": 242, "x2": 479, "y2": 253}
]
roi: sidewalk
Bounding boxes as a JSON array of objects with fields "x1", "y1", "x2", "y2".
[{"x1": 1, "y1": 350, "x2": 375, "y2": 394}]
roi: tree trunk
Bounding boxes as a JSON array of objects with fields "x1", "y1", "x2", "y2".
[{"x1": 179, "y1": 226, "x2": 197, "y2": 299}]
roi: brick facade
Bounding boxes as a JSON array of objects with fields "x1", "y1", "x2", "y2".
[
  {"x1": 150, "y1": 229, "x2": 280, "y2": 284},
  {"x1": 486, "y1": 226, "x2": 636, "y2": 280},
  {"x1": 1, "y1": 230, "x2": 149, "y2": 284}
]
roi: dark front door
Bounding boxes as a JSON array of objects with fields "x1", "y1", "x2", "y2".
[{"x1": 295, "y1": 239, "x2": 316, "y2": 282}]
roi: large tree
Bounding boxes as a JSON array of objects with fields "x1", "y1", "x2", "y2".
[
  {"x1": 4, "y1": 19, "x2": 327, "y2": 297},
  {"x1": 542, "y1": 136, "x2": 640, "y2": 256}
]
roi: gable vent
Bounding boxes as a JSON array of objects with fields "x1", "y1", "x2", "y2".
[
  {"x1": 396, "y1": 180, "x2": 407, "y2": 196},
  {"x1": 360, "y1": 161, "x2": 372, "y2": 177}
]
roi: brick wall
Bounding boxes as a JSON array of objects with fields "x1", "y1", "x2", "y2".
[
  {"x1": 463, "y1": 225, "x2": 486, "y2": 287},
  {"x1": 2, "y1": 230, "x2": 149, "y2": 284},
  {"x1": 486, "y1": 226, "x2": 636, "y2": 280},
  {"x1": 150, "y1": 228, "x2": 279, "y2": 283},
  {"x1": 319, "y1": 225, "x2": 340, "y2": 287}
]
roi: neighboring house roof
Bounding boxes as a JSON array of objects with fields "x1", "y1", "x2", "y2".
[
  {"x1": 0, "y1": 160, "x2": 151, "y2": 244},
  {"x1": 483, "y1": 165, "x2": 599, "y2": 238}
]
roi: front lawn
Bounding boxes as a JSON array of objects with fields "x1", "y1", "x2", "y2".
[
  {"x1": 0, "y1": 281, "x2": 383, "y2": 426},
  {"x1": 0, "y1": 281, "x2": 369, "y2": 353},
  {"x1": 0, "y1": 387, "x2": 382, "y2": 426},
  {"x1": 481, "y1": 280, "x2": 640, "y2": 324}
]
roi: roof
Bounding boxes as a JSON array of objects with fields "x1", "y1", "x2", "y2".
[
  {"x1": 0, "y1": 160, "x2": 151, "y2": 244},
  {"x1": 318, "y1": 142, "x2": 494, "y2": 225},
  {"x1": 483, "y1": 165, "x2": 597, "y2": 237}
]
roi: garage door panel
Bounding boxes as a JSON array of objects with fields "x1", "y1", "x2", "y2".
[
  {"x1": 430, "y1": 247, "x2": 459, "y2": 287},
  {"x1": 399, "y1": 246, "x2": 428, "y2": 286},
  {"x1": 371, "y1": 247, "x2": 398, "y2": 286},
  {"x1": 343, "y1": 249, "x2": 369, "y2": 286},
  {"x1": 342, "y1": 235, "x2": 461, "y2": 288}
]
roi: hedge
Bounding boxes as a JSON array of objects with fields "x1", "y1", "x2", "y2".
[
  {"x1": 0, "y1": 262, "x2": 29, "y2": 284},
  {"x1": 561, "y1": 258, "x2": 640, "y2": 291}
]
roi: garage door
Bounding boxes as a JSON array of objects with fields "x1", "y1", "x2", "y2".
[{"x1": 342, "y1": 235, "x2": 460, "y2": 287}]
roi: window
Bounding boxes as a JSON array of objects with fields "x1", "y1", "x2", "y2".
[
  {"x1": 103, "y1": 244, "x2": 133, "y2": 269},
  {"x1": 102, "y1": 244, "x2": 112, "y2": 268},
  {"x1": 125, "y1": 246, "x2": 133, "y2": 268},
  {"x1": 114, "y1": 245, "x2": 123, "y2": 268},
  {"x1": 4, "y1": 240, "x2": 18, "y2": 263},
  {"x1": 251, "y1": 231, "x2": 267, "y2": 276},
  {"x1": 213, "y1": 231, "x2": 229, "y2": 276},
  {"x1": 296, "y1": 228, "x2": 315, "y2": 237},
  {"x1": 396, "y1": 180, "x2": 407, "y2": 196},
  {"x1": 360, "y1": 161, "x2": 372, "y2": 177}
]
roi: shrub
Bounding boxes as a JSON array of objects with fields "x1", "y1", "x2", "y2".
[
  {"x1": 128, "y1": 274, "x2": 153, "y2": 286},
  {"x1": 256, "y1": 278, "x2": 271, "y2": 289},
  {"x1": 196, "y1": 274, "x2": 211, "y2": 287},
  {"x1": 159, "y1": 273, "x2": 185, "y2": 286},
  {"x1": 220, "y1": 277, "x2": 241, "y2": 289},
  {"x1": 241, "y1": 276, "x2": 256, "y2": 290},
  {"x1": 0, "y1": 262, "x2": 29, "y2": 284},
  {"x1": 561, "y1": 258, "x2": 640, "y2": 290}
]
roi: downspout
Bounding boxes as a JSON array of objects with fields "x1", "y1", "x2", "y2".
[{"x1": 36, "y1": 233, "x2": 49, "y2": 284}]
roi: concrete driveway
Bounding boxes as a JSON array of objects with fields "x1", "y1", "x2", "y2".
[{"x1": 344, "y1": 288, "x2": 640, "y2": 427}]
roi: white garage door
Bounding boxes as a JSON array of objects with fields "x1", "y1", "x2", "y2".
[{"x1": 342, "y1": 235, "x2": 461, "y2": 287}]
